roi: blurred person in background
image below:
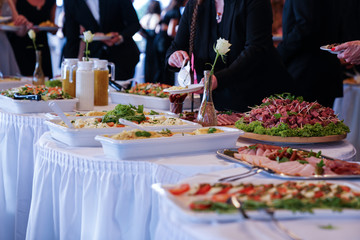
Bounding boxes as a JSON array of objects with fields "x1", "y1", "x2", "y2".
[
  {"x1": 333, "y1": 0, "x2": 360, "y2": 71},
  {"x1": 154, "y1": 0, "x2": 188, "y2": 85},
  {"x1": 166, "y1": 0, "x2": 292, "y2": 112},
  {"x1": 139, "y1": 0, "x2": 161, "y2": 83},
  {"x1": 8, "y1": 0, "x2": 56, "y2": 78},
  {"x1": 277, "y1": 0, "x2": 342, "y2": 107},
  {"x1": 63, "y1": 0, "x2": 140, "y2": 81},
  {"x1": 0, "y1": 0, "x2": 29, "y2": 76}
]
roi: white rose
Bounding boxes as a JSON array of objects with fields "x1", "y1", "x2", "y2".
[
  {"x1": 215, "y1": 38, "x2": 231, "y2": 56},
  {"x1": 28, "y1": 29, "x2": 36, "y2": 40},
  {"x1": 83, "y1": 30, "x2": 94, "y2": 42}
]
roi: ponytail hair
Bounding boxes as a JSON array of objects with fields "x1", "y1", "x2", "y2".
[{"x1": 189, "y1": 0, "x2": 203, "y2": 60}]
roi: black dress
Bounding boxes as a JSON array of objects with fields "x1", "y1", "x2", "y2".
[
  {"x1": 166, "y1": 0, "x2": 292, "y2": 112},
  {"x1": 154, "y1": 8, "x2": 182, "y2": 85},
  {"x1": 277, "y1": 0, "x2": 343, "y2": 107},
  {"x1": 8, "y1": 0, "x2": 54, "y2": 78}
]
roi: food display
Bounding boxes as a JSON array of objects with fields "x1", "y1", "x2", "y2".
[
  {"x1": 0, "y1": 84, "x2": 73, "y2": 100},
  {"x1": 95, "y1": 127, "x2": 243, "y2": 159},
  {"x1": 165, "y1": 181, "x2": 360, "y2": 214},
  {"x1": 220, "y1": 144, "x2": 360, "y2": 178},
  {"x1": 235, "y1": 93, "x2": 350, "y2": 140},
  {"x1": 180, "y1": 111, "x2": 244, "y2": 126},
  {"x1": 0, "y1": 85, "x2": 77, "y2": 113},
  {"x1": 126, "y1": 83, "x2": 171, "y2": 98},
  {"x1": 141, "y1": 116, "x2": 189, "y2": 127},
  {"x1": 58, "y1": 117, "x2": 125, "y2": 129}
]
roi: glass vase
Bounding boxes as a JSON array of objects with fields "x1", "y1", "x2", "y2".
[
  {"x1": 196, "y1": 70, "x2": 217, "y2": 126},
  {"x1": 33, "y1": 50, "x2": 45, "y2": 85}
]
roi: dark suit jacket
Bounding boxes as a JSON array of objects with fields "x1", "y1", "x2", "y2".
[
  {"x1": 277, "y1": 0, "x2": 342, "y2": 107},
  {"x1": 63, "y1": 0, "x2": 140, "y2": 80},
  {"x1": 166, "y1": 0, "x2": 292, "y2": 112}
]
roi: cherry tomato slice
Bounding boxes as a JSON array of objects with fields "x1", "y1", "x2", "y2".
[
  {"x1": 195, "y1": 184, "x2": 211, "y2": 195},
  {"x1": 168, "y1": 184, "x2": 190, "y2": 195}
]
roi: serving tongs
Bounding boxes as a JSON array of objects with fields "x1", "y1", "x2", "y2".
[
  {"x1": 13, "y1": 93, "x2": 42, "y2": 101},
  {"x1": 109, "y1": 80, "x2": 123, "y2": 91},
  {"x1": 228, "y1": 196, "x2": 302, "y2": 240},
  {"x1": 109, "y1": 79, "x2": 136, "y2": 91}
]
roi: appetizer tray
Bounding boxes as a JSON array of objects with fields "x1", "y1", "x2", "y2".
[
  {"x1": 239, "y1": 132, "x2": 347, "y2": 144},
  {"x1": 152, "y1": 180, "x2": 360, "y2": 223},
  {"x1": 216, "y1": 148, "x2": 360, "y2": 180},
  {"x1": 95, "y1": 127, "x2": 243, "y2": 160},
  {"x1": 109, "y1": 91, "x2": 200, "y2": 110},
  {"x1": 0, "y1": 95, "x2": 78, "y2": 114},
  {"x1": 45, "y1": 120, "x2": 132, "y2": 147}
]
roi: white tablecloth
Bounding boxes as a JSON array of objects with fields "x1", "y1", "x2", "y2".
[
  {"x1": 154, "y1": 168, "x2": 360, "y2": 240},
  {"x1": 26, "y1": 133, "x2": 238, "y2": 240},
  {"x1": 0, "y1": 104, "x2": 117, "y2": 240},
  {"x1": 333, "y1": 84, "x2": 360, "y2": 161},
  {"x1": 0, "y1": 111, "x2": 48, "y2": 240}
]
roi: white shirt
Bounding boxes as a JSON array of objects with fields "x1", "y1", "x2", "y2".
[{"x1": 86, "y1": 0, "x2": 100, "y2": 24}]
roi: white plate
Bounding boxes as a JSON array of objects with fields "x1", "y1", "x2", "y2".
[
  {"x1": 79, "y1": 35, "x2": 113, "y2": 41},
  {"x1": 95, "y1": 127, "x2": 243, "y2": 159},
  {"x1": 109, "y1": 90, "x2": 201, "y2": 111},
  {"x1": 0, "y1": 16, "x2": 12, "y2": 23},
  {"x1": 33, "y1": 26, "x2": 59, "y2": 32},
  {"x1": 320, "y1": 45, "x2": 343, "y2": 54},
  {"x1": 0, "y1": 95, "x2": 78, "y2": 113},
  {"x1": 0, "y1": 24, "x2": 22, "y2": 32},
  {"x1": 45, "y1": 120, "x2": 132, "y2": 147},
  {"x1": 163, "y1": 84, "x2": 204, "y2": 94},
  {"x1": 153, "y1": 180, "x2": 360, "y2": 223}
]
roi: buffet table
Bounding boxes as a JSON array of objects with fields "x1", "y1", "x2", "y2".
[
  {"x1": 333, "y1": 83, "x2": 360, "y2": 161},
  {"x1": 25, "y1": 133, "x2": 239, "y2": 240},
  {"x1": 154, "y1": 168, "x2": 360, "y2": 240},
  {"x1": 24, "y1": 132, "x2": 357, "y2": 240},
  {"x1": 0, "y1": 110, "x2": 49, "y2": 240}
]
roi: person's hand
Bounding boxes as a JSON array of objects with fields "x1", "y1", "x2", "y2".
[
  {"x1": 334, "y1": 41, "x2": 360, "y2": 65},
  {"x1": 13, "y1": 14, "x2": 32, "y2": 36},
  {"x1": 168, "y1": 50, "x2": 190, "y2": 68},
  {"x1": 100, "y1": 32, "x2": 124, "y2": 47},
  {"x1": 194, "y1": 74, "x2": 218, "y2": 94}
]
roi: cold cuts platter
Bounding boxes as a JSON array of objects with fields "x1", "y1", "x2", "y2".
[
  {"x1": 240, "y1": 132, "x2": 347, "y2": 144},
  {"x1": 217, "y1": 144, "x2": 360, "y2": 180}
]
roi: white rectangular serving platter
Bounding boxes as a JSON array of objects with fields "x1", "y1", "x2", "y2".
[
  {"x1": 109, "y1": 90, "x2": 201, "y2": 110},
  {"x1": 95, "y1": 127, "x2": 243, "y2": 159},
  {"x1": 0, "y1": 95, "x2": 78, "y2": 114},
  {"x1": 45, "y1": 119, "x2": 132, "y2": 147},
  {"x1": 152, "y1": 180, "x2": 360, "y2": 223}
]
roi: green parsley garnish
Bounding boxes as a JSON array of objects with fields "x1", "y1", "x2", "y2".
[
  {"x1": 208, "y1": 128, "x2": 217, "y2": 134},
  {"x1": 135, "y1": 131, "x2": 151, "y2": 138},
  {"x1": 315, "y1": 160, "x2": 325, "y2": 175}
]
